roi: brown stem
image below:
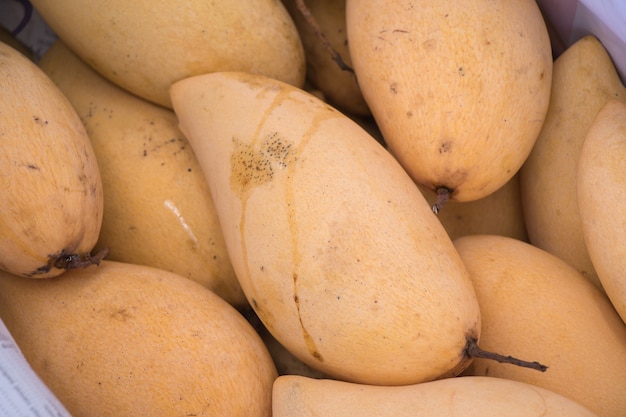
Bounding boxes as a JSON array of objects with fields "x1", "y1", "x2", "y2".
[
  {"x1": 431, "y1": 187, "x2": 452, "y2": 214},
  {"x1": 295, "y1": 0, "x2": 354, "y2": 74},
  {"x1": 54, "y1": 247, "x2": 110, "y2": 270},
  {"x1": 465, "y1": 337, "x2": 548, "y2": 372}
]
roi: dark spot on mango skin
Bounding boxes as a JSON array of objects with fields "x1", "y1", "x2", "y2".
[
  {"x1": 110, "y1": 308, "x2": 134, "y2": 322},
  {"x1": 229, "y1": 131, "x2": 296, "y2": 196},
  {"x1": 439, "y1": 141, "x2": 453, "y2": 153},
  {"x1": 32, "y1": 115, "x2": 49, "y2": 126}
]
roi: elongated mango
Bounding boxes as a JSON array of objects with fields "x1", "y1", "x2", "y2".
[
  {"x1": 577, "y1": 99, "x2": 626, "y2": 324},
  {"x1": 455, "y1": 234, "x2": 626, "y2": 417},
  {"x1": 346, "y1": 0, "x2": 552, "y2": 204},
  {"x1": 29, "y1": 0, "x2": 305, "y2": 108},
  {"x1": 38, "y1": 40, "x2": 246, "y2": 307},
  {"x1": 519, "y1": 35, "x2": 626, "y2": 288},
  {"x1": 273, "y1": 375, "x2": 599, "y2": 417},
  {"x1": 169, "y1": 71, "x2": 481, "y2": 386},
  {"x1": 0, "y1": 260, "x2": 277, "y2": 417},
  {"x1": 0, "y1": 40, "x2": 103, "y2": 278}
]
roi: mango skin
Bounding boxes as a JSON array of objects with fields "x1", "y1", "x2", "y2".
[
  {"x1": 29, "y1": 0, "x2": 306, "y2": 108},
  {"x1": 170, "y1": 71, "x2": 481, "y2": 386},
  {"x1": 455, "y1": 234, "x2": 626, "y2": 417},
  {"x1": 346, "y1": 0, "x2": 552, "y2": 202},
  {"x1": 38, "y1": 40, "x2": 246, "y2": 308},
  {"x1": 0, "y1": 40, "x2": 103, "y2": 278},
  {"x1": 273, "y1": 375, "x2": 599, "y2": 417},
  {"x1": 577, "y1": 99, "x2": 626, "y2": 324},
  {"x1": 0, "y1": 261, "x2": 277, "y2": 417},
  {"x1": 519, "y1": 35, "x2": 626, "y2": 289}
]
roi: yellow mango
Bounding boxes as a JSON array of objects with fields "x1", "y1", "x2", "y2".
[
  {"x1": 0, "y1": 261, "x2": 277, "y2": 417},
  {"x1": 577, "y1": 99, "x2": 626, "y2": 323},
  {"x1": 29, "y1": 0, "x2": 306, "y2": 108},
  {"x1": 346, "y1": 0, "x2": 552, "y2": 204},
  {"x1": 38, "y1": 40, "x2": 246, "y2": 308},
  {"x1": 519, "y1": 35, "x2": 626, "y2": 288},
  {"x1": 282, "y1": 0, "x2": 370, "y2": 116},
  {"x1": 273, "y1": 375, "x2": 599, "y2": 417},
  {"x1": 0, "y1": 40, "x2": 103, "y2": 278},
  {"x1": 169, "y1": 71, "x2": 481, "y2": 385},
  {"x1": 455, "y1": 234, "x2": 626, "y2": 417}
]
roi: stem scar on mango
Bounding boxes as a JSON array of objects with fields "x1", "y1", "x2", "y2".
[
  {"x1": 30, "y1": 247, "x2": 110, "y2": 276},
  {"x1": 54, "y1": 247, "x2": 110, "y2": 270},
  {"x1": 432, "y1": 187, "x2": 453, "y2": 214}
]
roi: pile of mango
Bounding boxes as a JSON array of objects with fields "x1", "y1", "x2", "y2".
[{"x1": 1, "y1": 1, "x2": 624, "y2": 416}]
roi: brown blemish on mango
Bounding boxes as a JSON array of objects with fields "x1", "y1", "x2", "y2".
[
  {"x1": 293, "y1": 272, "x2": 324, "y2": 362},
  {"x1": 229, "y1": 131, "x2": 296, "y2": 196}
]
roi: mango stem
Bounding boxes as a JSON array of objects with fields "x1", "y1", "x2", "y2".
[
  {"x1": 295, "y1": 0, "x2": 354, "y2": 73},
  {"x1": 54, "y1": 247, "x2": 110, "y2": 270},
  {"x1": 432, "y1": 187, "x2": 452, "y2": 214},
  {"x1": 465, "y1": 337, "x2": 548, "y2": 372}
]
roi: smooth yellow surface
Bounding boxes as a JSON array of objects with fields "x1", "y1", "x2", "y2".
[
  {"x1": 0, "y1": 41, "x2": 103, "y2": 278},
  {"x1": 578, "y1": 99, "x2": 626, "y2": 324},
  {"x1": 346, "y1": 0, "x2": 552, "y2": 202},
  {"x1": 30, "y1": 0, "x2": 306, "y2": 108},
  {"x1": 520, "y1": 36, "x2": 626, "y2": 288},
  {"x1": 273, "y1": 375, "x2": 599, "y2": 417},
  {"x1": 38, "y1": 41, "x2": 246, "y2": 307},
  {"x1": 455, "y1": 234, "x2": 626, "y2": 417},
  {"x1": 170, "y1": 71, "x2": 480, "y2": 385},
  {"x1": 0, "y1": 261, "x2": 277, "y2": 417}
]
